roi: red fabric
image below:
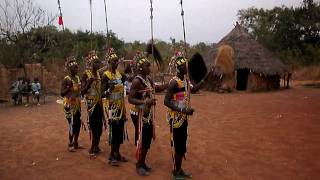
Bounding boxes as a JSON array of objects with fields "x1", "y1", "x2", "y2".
[{"x1": 58, "y1": 16, "x2": 63, "y2": 25}]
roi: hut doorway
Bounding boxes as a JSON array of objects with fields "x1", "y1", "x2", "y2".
[{"x1": 236, "y1": 69, "x2": 249, "y2": 90}]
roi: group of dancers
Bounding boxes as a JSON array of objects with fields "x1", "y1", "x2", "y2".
[{"x1": 61, "y1": 48, "x2": 207, "y2": 179}]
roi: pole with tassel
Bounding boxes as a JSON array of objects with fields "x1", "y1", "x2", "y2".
[
  {"x1": 148, "y1": 0, "x2": 157, "y2": 142},
  {"x1": 57, "y1": 0, "x2": 65, "y2": 31},
  {"x1": 179, "y1": 0, "x2": 191, "y2": 107},
  {"x1": 103, "y1": 0, "x2": 110, "y2": 48},
  {"x1": 89, "y1": 0, "x2": 93, "y2": 49}
]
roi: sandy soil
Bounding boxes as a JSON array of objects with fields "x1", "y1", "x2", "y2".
[{"x1": 0, "y1": 86, "x2": 319, "y2": 180}]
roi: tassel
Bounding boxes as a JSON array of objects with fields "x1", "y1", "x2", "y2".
[
  {"x1": 108, "y1": 122, "x2": 112, "y2": 145},
  {"x1": 136, "y1": 110, "x2": 143, "y2": 161},
  {"x1": 58, "y1": 16, "x2": 63, "y2": 25}
]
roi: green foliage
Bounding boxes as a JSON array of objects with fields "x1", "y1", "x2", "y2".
[
  {"x1": 238, "y1": 0, "x2": 320, "y2": 65},
  {"x1": 0, "y1": 26, "x2": 212, "y2": 69},
  {"x1": 0, "y1": 27, "x2": 126, "y2": 67}
]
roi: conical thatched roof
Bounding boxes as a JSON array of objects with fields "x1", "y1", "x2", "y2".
[{"x1": 205, "y1": 23, "x2": 288, "y2": 76}]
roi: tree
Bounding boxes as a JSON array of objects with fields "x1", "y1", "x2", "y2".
[
  {"x1": 0, "y1": 0, "x2": 56, "y2": 66},
  {"x1": 0, "y1": 0, "x2": 55, "y2": 43},
  {"x1": 238, "y1": 0, "x2": 320, "y2": 65}
]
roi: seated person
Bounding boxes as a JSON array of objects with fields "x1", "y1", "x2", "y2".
[
  {"x1": 10, "y1": 77, "x2": 23, "y2": 105},
  {"x1": 21, "y1": 78, "x2": 32, "y2": 107},
  {"x1": 31, "y1": 78, "x2": 41, "y2": 105}
]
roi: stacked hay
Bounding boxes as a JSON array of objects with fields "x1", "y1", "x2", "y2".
[
  {"x1": 214, "y1": 44, "x2": 236, "y2": 92},
  {"x1": 215, "y1": 45, "x2": 235, "y2": 74}
]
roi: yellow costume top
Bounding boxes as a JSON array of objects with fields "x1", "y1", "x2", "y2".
[
  {"x1": 167, "y1": 76, "x2": 188, "y2": 128},
  {"x1": 103, "y1": 70, "x2": 126, "y2": 121},
  {"x1": 130, "y1": 75, "x2": 154, "y2": 124},
  {"x1": 84, "y1": 70, "x2": 101, "y2": 114},
  {"x1": 63, "y1": 75, "x2": 81, "y2": 119}
]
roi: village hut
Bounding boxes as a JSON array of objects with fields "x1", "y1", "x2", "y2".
[{"x1": 205, "y1": 23, "x2": 289, "y2": 91}]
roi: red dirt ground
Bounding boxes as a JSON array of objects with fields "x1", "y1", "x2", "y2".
[{"x1": 0, "y1": 86, "x2": 319, "y2": 180}]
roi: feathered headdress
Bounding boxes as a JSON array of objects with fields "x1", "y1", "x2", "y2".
[
  {"x1": 134, "y1": 51, "x2": 150, "y2": 68},
  {"x1": 172, "y1": 50, "x2": 187, "y2": 68},
  {"x1": 85, "y1": 50, "x2": 99, "y2": 66},
  {"x1": 65, "y1": 56, "x2": 78, "y2": 70},
  {"x1": 105, "y1": 48, "x2": 118, "y2": 63}
]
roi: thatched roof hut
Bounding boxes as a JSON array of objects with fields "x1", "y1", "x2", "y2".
[{"x1": 205, "y1": 23, "x2": 289, "y2": 91}]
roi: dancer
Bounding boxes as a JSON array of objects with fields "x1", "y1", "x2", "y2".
[
  {"x1": 129, "y1": 52, "x2": 167, "y2": 176},
  {"x1": 101, "y1": 48, "x2": 128, "y2": 166},
  {"x1": 164, "y1": 51, "x2": 207, "y2": 179},
  {"x1": 81, "y1": 51, "x2": 104, "y2": 157},
  {"x1": 61, "y1": 56, "x2": 83, "y2": 152}
]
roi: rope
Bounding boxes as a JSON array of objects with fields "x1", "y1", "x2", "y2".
[
  {"x1": 170, "y1": 119, "x2": 176, "y2": 171},
  {"x1": 69, "y1": 114, "x2": 74, "y2": 137},
  {"x1": 136, "y1": 109, "x2": 143, "y2": 161}
]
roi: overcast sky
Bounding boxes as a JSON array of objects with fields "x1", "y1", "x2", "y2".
[{"x1": 35, "y1": 0, "x2": 302, "y2": 44}]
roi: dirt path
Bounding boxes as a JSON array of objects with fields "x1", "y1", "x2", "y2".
[{"x1": 0, "y1": 86, "x2": 319, "y2": 180}]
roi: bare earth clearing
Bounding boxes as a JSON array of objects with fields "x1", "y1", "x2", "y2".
[{"x1": 0, "y1": 86, "x2": 319, "y2": 180}]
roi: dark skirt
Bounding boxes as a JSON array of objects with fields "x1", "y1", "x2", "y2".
[
  {"x1": 172, "y1": 120, "x2": 188, "y2": 154},
  {"x1": 131, "y1": 113, "x2": 153, "y2": 150},
  {"x1": 89, "y1": 103, "x2": 103, "y2": 139},
  {"x1": 109, "y1": 119, "x2": 125, "y2": 145},
  {"x1": 67, "y1": 110, "x2": 81, "y2": 135}
]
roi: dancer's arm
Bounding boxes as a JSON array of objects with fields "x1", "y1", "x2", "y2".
[
  {"x1": 128, "y1": 78, "x2": 155, "y2": 107},
  {"x1": 81, "y1": 73, "x2": 94, "y2": 96},
  {"x1": 101, "y1": 74, "x2": 111, "y2": 98},
  {"x1": 60, "y1": 78, "x2": 72, "y2": 97}
]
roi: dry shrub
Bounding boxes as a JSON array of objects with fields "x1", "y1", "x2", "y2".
[
  {"x1": 293, "y1": 65, "x2": 320, "y2": 81},
  {"x1": 0, "y1": 65, "x2": 11, "y2": 100},
  {"x1": 45, "y1": 61, "x2": 66, "y2": 80}
]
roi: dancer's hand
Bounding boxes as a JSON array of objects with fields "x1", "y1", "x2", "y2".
[
  {"x1": 102, "y1": 117, "x2": 108, "y2": 130},
  {"x1": 81, "y1": 121, "x2": 87, "y2": 131},
  {"x1": 152, "y1": 130, "x2": 156, "y2": 141},
  {"x1": 182, "y1": 107, "x2": 194, "y2": 115},
  {"x1": 66, "y1": 80, "x2": 73, "y2": 90},
  {"x1": 145, "y1": 98, "x2": 156, "y2": 107},
  {"x1": 88, "y1": 78, "x2": 94, "y2": 86},
  {"x1": 109, "y1": 83, "x2": 115, "y2": 92}
]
